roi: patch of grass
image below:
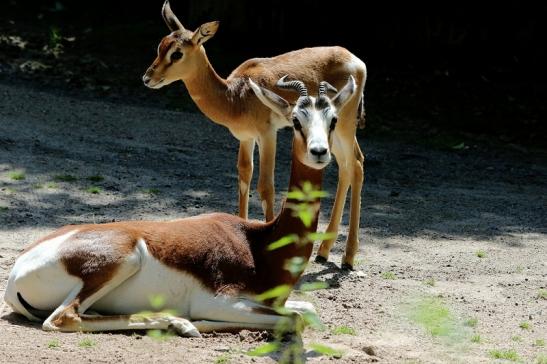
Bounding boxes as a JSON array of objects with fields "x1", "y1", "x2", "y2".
[
  {"x1": 45, "y1": 182, "x2": 58, "y2": 189},
  {"x1": 86, "y1": 186, "x2": 101, "y2": 194},
  {"x1": 534, "y1": 339, "x2": 545, "y2": 347},
  {"x1": 32, "y1": 183, "x2": 43, "y2": 189},
  {"x1": 8, "y1": 171, "x2": 25, "y2": 180},
  {"x1": 489, "y1": 349, "x2": 519, "y2": 361},
  {"x1": 78, "y1": 337, "x2": 96, "y2": 348},
  {"x1": 0, "y1": 206, "x2": 8, "y2": 212},
  {"x1": 536, "y1": 354, "x2": 547, "y2": 364},
  {"x1": 471, "y1": 334, "x2": 481, "y2": 343},
  {"x1": 424, "y1": 278, "x2": 436, "y2": 286},
  {"x1": 476, "y1": 250, "x2": 486, "y2": 258},
  {"x1": 515, "y1": 265, "x2": 524, "y2": 273},
  {"x1": 215, "y1": 353, "x2": 231, "y2": 364},
  {"x1": 3, "y1": 187, "x2": 16, "y2": 194},
  {"x1": 406, "y1": 297, "x2": 457, "y2": 337},
  {"x1": 87, "y1": 175, "x2": 104, "y2": 182},
  {"x1": 511, "y1": 335, "x2": 522, "y2": 342},
  {"x1": 464, "y1": 318, "x2": 478, "y2": 328},
  {"x1": 538, "y1": 289, "x2": 547, "y2": 300},
  {"x1": 142, "y1": 188, "x2": 160, "y2": 195},
  {"x1": 519, "y1": 321, "x2": 531, "y2": 330},
  {"x1": 53, "y1": 174, "x2": 77, "y2": 182},
  {"x1": 332, "y1": 326, "x2": 356, "y2": 336},
  {"x1": 381, "y1": 271, "x2": 397, "y2": 280},
  {"x1": 47, "y1": 339, "x2": 60, "y2": 348}
]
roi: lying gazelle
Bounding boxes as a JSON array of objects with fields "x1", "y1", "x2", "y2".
[
  {"x1": 4, "y1": 76, "x2": 356, "y2": 336},
  {"x1": 143, "y1": 0, "x2": 367, "y2": 269}
]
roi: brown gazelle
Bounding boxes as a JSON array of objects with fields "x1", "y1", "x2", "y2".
[
  {"x1": 4, "y1": 77, "x2": 356, "y2": 336},
  {"x1": 143, "y1": 0, "x2": 367, "y2": 269}
]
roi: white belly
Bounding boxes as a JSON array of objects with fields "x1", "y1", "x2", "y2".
[{"x1": 92, "y1": 254, "x2": 210, "y2": 317}]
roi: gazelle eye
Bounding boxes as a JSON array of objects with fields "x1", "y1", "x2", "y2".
[
  {"x1": 330, "y1": 117, "x2": 338, "y2": 130},
  {"x1": 292, "y1": 117, "x2": 302, "y2": 131},
  {"x1": 171, "y1": 51, "x2": 183, "y2": 61}
]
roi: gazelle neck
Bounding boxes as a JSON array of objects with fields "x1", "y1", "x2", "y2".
[
  {"x1": 249, "y1": 140, "x2": 324, "y2": 298},
  {"x1": 181, "y1": 48, "x2": 238, "y2": 127}
]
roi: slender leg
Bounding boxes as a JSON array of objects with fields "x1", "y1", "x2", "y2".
[
  {"x1": 257, "y1": 130, "x2": 277, "y2": 221},
  {"x1": 342, "y1": 139, "x2": 364, "y2": 268},
  {"x1": 316, "y1": 153, "x2": 351, "y2": 263},
  {"x1": 238, "y1": 139, "x2": 255, "y2": 220}
]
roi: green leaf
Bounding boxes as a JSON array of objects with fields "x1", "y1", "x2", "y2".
[
  {"x1": 245, "y1": 342, "x2": 279, "y2": 356},
  {"x1": 309, "y1": 343, "x2": 343, "y2": 358},
  {"x1": 299, "y1": 281, "x2": 329, "y2": 292},
  {"x1": 302, "y1": 311, "x2": 325, "y2": 331},
  {"x1": 284, "y1": 257, "x2": 306, "y2": 277},
  {"x1": 286, "y1": 190, "x2": 306, "y2": 201},
  {"x1": 309, "y1": 190, "x2": 329, "y2": 199},
  {"x1": 149, "y1": 294, "x2": 166, "y2": 310},
  {"x1": 267, "y1": 234, "x2": 298, "y2": 251},
  {"x1": 307, "y1": 232, "x2": 336, "y2": 242},
  {"x1": 255, "y1": 285, "x2": 291, "y2": 302},
  {"x1": 298, "y1": 209, "x2": 313, "y2": 227},
  {"x1": 452, "y1": 142, "x2": 465, "y2": 150}
]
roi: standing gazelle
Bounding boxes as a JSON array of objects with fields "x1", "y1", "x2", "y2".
[
  {"x1": 4, "y1": 77, "x2": 356, "y2": 336},
  {"x1": 143, "y1": 0, "x2": 367, "y2": 269}
]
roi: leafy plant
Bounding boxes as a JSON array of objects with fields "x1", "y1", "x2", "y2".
[
  {"x1": 464, "y1": 318, "x2": 478, "y2": 328},
  {"x1": 86, "y1": 186, "x2": 101, "y2": 194},
  {"x1": 87, "y1": 175, "x2": 104, "y2": 182},
  {"x1": 54, "y1": 174, "x2": 77, "y2": 182},
  {"x1": 245, "y1": 183, "x2": 340, "y2": 363},
  {"x1": 536, "y1": 353, "x2": 547, "y2": 364},
  {"x1": 476, "y1": 250, "x2": 486, "y2": 258},
  {"x1": 538, "y1": 289, "x2": 547, "y2": 300},
  {"x1": 78, "y1": 337, "x2": 96, "y2": 348},
  {"x1": 8, "y1": 171, "x2": 25, "y2": 180},
  {"x1": 381, "y1": 271, "x2": 397, "y2": 280},
  {"x1": 488, "y1": 349, "x2": 519, "y2": 361},
  {"x1": 471, "y1": 334, "x2": 481, "y2": 343},
  {"x1": 423, "y1": 278, "x2": 436, "y2": 286},
  {"x1": 47, "y1": 339, "x2": 60, "y2": 348},
  {"x1": 534, "y1": 339, "x2": 545, "y2": 347},
  {"x1": 519, "y1": 321, "x2": 530, "y2": 330},
  {"x1": 332, "y1": 326, "x2": 356, "y2": 336}
]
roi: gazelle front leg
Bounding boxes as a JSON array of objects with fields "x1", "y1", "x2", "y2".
[
  {"x1": 257, "y1": 130, "x2": 277, "y2": 221},
  {"x1": 316, "y1": 155, "x2": 351, "y2": 266},
  {"x1": 238, "y1": 139, "x2": 255, "y2": 220},
  {"x1": 343, "y1": 139, "x2": 364, "y2": 268}
]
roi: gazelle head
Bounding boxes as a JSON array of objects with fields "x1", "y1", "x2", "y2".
[
  {"x1": 249, "y1": 76, "x2": 356, "y2": 169},
  {"x1": 143, "y1": 0, "x2": 219, "y2": 88}
]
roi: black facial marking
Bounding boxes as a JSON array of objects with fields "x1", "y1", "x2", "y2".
[
  {"x1": 292, "y1": 117, "x2": 302, "y2": 131},
  {"x1": 298, "y1": 97, "x2": 311, "y2": 108},
  {"x1": 315, "y1": 96, "x2": 330, "y2": 110},
  {"x1": 329, "y1": 116, "x2": 338, "y2": 132}
]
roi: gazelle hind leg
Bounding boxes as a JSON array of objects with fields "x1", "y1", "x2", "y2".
[
  {"x1": 238, "y1": 139, "x2": 255, "y2": 220},
  {"x1": 257, "y1": 130, "x2": 277, "y2": 221}
]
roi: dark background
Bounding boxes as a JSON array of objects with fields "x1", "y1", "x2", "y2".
[{"x1": 1, "y1": 0, "x2": 546, "y2": 146}]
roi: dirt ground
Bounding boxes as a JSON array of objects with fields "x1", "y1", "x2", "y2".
[{"x1": 0, "y1": 81, "x2": 546, "y2": 363}]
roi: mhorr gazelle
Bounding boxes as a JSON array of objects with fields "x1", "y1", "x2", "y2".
[
  {"x1": 142, "y1": 0, "x2": 367, "y2": 269},
  {"x1": 4, "y1": 76, "x2": 356, "y2": 336}
]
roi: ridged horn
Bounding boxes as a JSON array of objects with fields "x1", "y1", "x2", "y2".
[
  {"x1": 276, "y1": 75, "x2": 308, "y2": 97},
  {"x1": 318, "y1": 81, "x2": 338, "y2": 97}
]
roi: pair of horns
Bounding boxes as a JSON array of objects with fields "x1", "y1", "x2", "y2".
[{"x1": 276, "y1": 75, "x2": 338, "y2": 98}]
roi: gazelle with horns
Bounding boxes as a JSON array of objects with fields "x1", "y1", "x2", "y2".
[
  {"x1": 4, "y1": 77, "x2": 356, "y2": 336},
  {"x1": 143, "y1": 0, "x2": 367, "y2": 269}
]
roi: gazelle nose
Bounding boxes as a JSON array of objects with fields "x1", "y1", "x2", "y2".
[
  {"x1": 142, "y1": 75, "x2": 151, "y2": 84},
  {"x1": 310, "y1": 147, "x2": 328, "y2": 157}
]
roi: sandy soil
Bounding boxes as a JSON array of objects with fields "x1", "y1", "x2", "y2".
[{"x1": 0, "y1": 82, "x2": 546, "y2": 363}]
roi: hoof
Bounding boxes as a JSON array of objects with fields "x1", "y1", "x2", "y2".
[
  {"x1": 341, "y1": 263, "x2": 354, "y2": 271},
  {"x1": 314, "y1": 255, "x2": 328, "y2": 264}
]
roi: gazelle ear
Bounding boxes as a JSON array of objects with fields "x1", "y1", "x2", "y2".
[
  {"x1": 249, "y1": 79, "x2": 291, "y2": 117},
  {"x1": 162, "y1": 0, "x2": 185, "y2": 32},
  {"x1": 192, "y1": 21, "x2": 220, "y2": 46},
  {"x1": 332, "y1": 75, "x2": 356, "y2": 109}
]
